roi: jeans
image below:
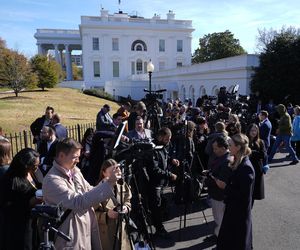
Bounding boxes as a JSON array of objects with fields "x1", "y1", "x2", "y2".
[{"x1": 268, "y1": 135, "x2": 299, "y2": 162}]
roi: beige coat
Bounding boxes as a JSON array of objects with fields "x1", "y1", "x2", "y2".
[
  {"x1": 43, "y1": 161, "x2": 114, "y2": 250},
  {"x1": 97, "y1": 183, "x2": 133, "y2": 250}
]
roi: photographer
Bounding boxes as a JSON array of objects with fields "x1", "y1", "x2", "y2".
[
  {"x1": 148, "y1": 127, "x2": 179, "y2": 239},
  {"x1": 96, "y1": 159, "x2": 133, "y2": 250},
  {"x1": 42, "y1": 138, "x2": 120, "y2": 250}
]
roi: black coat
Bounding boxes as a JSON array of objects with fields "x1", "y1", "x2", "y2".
[
  {"x1": 217, "y1": 156, "x2": 255, "y2": 250},
  {"x1": 0, "y1": 175, "x2": 38, "y2": 250},
  {"x1": 30, "y1": 115, "x2": 48, "y2": 143},
  {"x1": 38, "y1": 139, "x2": 59, "y2": 176},
  {"x1": 249, "y1": 140, "x2": 267, "y2": 200}
]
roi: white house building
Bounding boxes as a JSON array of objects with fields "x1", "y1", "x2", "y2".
[
  {"x1": 34, "y1": 9, "x2": 259, "y2": 101},
  {"x1": 80, "y1": 10, "x2": 193, "y2": 92}
]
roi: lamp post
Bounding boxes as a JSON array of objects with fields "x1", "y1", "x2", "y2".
[
  {"x1": 113, "y1": 88, "x2": 115, "y2": 100},
  {"x1": 147, "y1": 60, "x2": 154, "y2": 94}
]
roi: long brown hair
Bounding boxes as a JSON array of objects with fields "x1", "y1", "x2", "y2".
[
  {"x1": 246, "y1": 123, "x2": 262, "y2": 149},
  {"x1": 0, "y1": 139, "x2": 11, "y2": 166},
  {"x1": 230, "y1": 134, "x2": 251, "y2": 170}
]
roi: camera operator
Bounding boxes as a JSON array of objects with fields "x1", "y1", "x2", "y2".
[
  {"x1": 147, "y1": 127, "x2": 179, "y2": 239},
  {"x1": 128, "y1": 101, "x2": 147, "y2": 131},
  {"x1": 204, "y1": 136, "x2": 232, "y2": 243},
  {"x1": 42, "y1": 138, "x2": 120, "y2": 250},
  {"x1": 217, "y1": 86, "x2": 228, "y2": 105},
  {"x1": 126, "y1": 116, "x2": 152, "y2": 140},
  {"x1": 96, "y1": 159, "x2": 133, "y2": 250}
]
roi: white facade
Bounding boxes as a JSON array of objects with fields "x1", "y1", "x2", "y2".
[
  {"x1": 105, "y1": 54, "x2": 259, "y2": 101},
  {"x1": 35, "y1": 9, "x2": 259, "y2": 101},
  {"x1": 80, "y1": 10, "x2": 194, "y2": 92}
]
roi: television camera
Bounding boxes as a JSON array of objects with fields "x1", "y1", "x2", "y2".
[{"x1": 31, "y1": 204, "x2": 71, "y2": 249}]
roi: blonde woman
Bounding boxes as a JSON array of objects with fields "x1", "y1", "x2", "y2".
[
  {"x1": 217, "y1": 134, "x2": 255, "y2": 250},
  {"x1": 96, "y1": 159, "x2": 133, "y2": 250}
]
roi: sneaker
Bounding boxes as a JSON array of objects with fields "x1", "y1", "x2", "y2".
[
  {"x1": 155, "y1": 228, "x2": 171, "y2": 239},
  {"x1": 289, "y1": 160, "x2": 299, "y2": 165}
]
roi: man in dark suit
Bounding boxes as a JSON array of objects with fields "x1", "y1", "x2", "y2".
[
  {"x1": 38, "y1": 125, "x2": 58, "y2": 175},
  {"x1": 51, "y1": 113, "x2": 68, "y2": 140},
  {"x1": 96, "y1": 104, "x2": 113, "y2": 131},
  {"x1": 126, "y1": 116, "x2": 152, "y2": 140},
  {"x1": 259, "y1": 110, "x2": 272, "y2": 152},
  {"x1": 30, "y1": 106, "x2": 54, "y2": 145}
]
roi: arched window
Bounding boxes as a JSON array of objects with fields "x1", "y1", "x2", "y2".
[
  {"x1": 211, "y1": 85, "x2": 219, "y2": 96},
  {"x1": 131, "y1": 40, "x2": 147, "y2": 51},
  {"x1": 199, "y1": 86, "x2": 206, "y2": 97},
  {"x1": 189, "y1": 86, "x2": 195, "y2": 105},
  {"x1": 181, "y1": 85, "x2": 186, "y2": 101}
]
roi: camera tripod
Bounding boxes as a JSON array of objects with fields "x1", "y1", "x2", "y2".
[
  {"x1": 39, "y1": 220, "x2": 71, "y2": 250},
  {"x1": 175, "y1": 142, "x2": 209, "y2": 240},
  {"x1": 128, "y1": 160, "x2": 155, "y2": 250},
  {"x1": 112, "y1": 168, "x2": 134, "y2": 250}
]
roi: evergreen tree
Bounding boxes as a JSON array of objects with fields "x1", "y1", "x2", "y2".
[
  {"x1": 30, "y1": 55, "x2": 60, "y2": 91},
  {"x1": 251, "y1": 27, "x2": 300, "y2": 104}
]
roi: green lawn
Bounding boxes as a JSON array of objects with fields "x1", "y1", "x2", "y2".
[{"x1": 0, "y1": 88, "x2": 119, "y2": 134}]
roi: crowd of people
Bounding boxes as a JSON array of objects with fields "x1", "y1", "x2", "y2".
[{"x1": 0, "y1": 89, "x2": 300, "y2": 250}]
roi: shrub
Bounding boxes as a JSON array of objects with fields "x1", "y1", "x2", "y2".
[{"x1": 83, "y1": 88, "x2": 114, "y2": 101}]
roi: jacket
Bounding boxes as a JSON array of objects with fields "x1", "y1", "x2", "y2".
[
  {"x1": 277, "y1": 104, "x2": 292, "y2": 136},
  {"x1": 96, "y1": 183, "x2": 133, "y2": 250},
  {"x1": 291, "y1": 115, "x2": 300, "y2": 141},
  {"x1": 43, "y1": 160, "x2": 114, "y2": 250}
]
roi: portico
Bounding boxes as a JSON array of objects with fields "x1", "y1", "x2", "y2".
[{"x1": 34, "y1": 29, "x2": 82, "y2": 80}]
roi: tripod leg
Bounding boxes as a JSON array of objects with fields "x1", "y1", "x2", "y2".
[
  {"x1": 178, "y1": 213, "x2": 182, "y2": 241},
  {"x1": 202, "y1": 210, "x2": 208, "y2": 225},
  {"x1": 124, "y1": 215, "x2": 134, "y2": 250},
  {"x1": 113, "y1": 216, "x2": 121, "y2": 250},
  {"x1": 184, "y1": 203, "x2": 187, "y2": 228}
]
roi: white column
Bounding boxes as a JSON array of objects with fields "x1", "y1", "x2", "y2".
[
  {"x1": 54, "y1": 44, "x2": 61, "y2": 65},
  {"x1": 65, "y1": 44, "x2": 73, "y2": 81},
  {"x1": 60, "y1": 50, "x2": 64, "y2": 67},
  {"x1": 37, "y1": 44, "x2": 43, "y2": 55}
]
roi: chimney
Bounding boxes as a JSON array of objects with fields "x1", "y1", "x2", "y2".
[
  {"x1": 167, "y1": 10, "x2": 175, "y2": 20},
  {"x1": 100, "y1": 9, "x2": 109, "y2": 18}
]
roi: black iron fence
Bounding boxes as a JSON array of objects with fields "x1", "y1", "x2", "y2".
[{"x1": 4, "y1": 122, "x2": 96, "y2": 157}]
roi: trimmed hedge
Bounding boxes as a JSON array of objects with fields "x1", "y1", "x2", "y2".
[{"x1": 83, "y1": 89, "x2": 114, "y2": 101}]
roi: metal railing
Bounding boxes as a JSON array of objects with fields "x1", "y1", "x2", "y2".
[{"x1": 4, "y1": 122, "x2": 95, "y2": 157}]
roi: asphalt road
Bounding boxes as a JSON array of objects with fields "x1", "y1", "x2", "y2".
[{"x1": 155, "y1": 152, "x2": 300, "y2": 250}]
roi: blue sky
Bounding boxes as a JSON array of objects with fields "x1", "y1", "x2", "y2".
[{"x1": 1, "y1": 0, "x2": 300, "y2": 57}]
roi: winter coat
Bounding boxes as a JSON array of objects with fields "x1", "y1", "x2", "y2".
[
  {"x1": 291, "y1": 115, "x2": 300, "y2": 141},
  {"x1": 217, "y1": 156, "x2": 255, "y2": 250},
  {"x1": 96, "y1": 183, "x2": 133, "y2": 250},
  {"x1": 43, "y1": 160, "x2": 114, "y2": 250},
  {"x1": 277, "y1": 104, "x2": 292, "y2": 136},
  {"x1": 249, "y1": 140, "x2": 267, "y2": 200}
]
